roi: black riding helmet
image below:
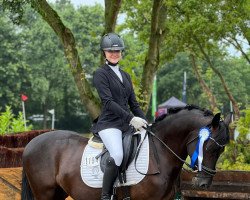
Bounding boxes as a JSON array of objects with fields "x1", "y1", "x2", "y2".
[{"x1": 100, "y1": 33, "x2": 125, "y2": 51}]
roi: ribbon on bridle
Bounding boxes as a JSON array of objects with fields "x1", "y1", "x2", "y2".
[
  {"x1": 137, "y1": 125, "x2": 219, "y2": 176},
  {"x1": 191, "y1": 127, "x2": 211, "y2": 171}
]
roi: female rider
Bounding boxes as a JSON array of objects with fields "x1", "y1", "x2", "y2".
[{"x1": 91, "y1": 33, "x2": 148, "y2": 200}]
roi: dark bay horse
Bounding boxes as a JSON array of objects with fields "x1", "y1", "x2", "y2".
[{"x1": 21, "y1": 106, "x2": 231, "y2": 200}]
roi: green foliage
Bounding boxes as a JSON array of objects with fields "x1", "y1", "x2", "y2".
[
  {"x1": 1, "y1": 0, "x2": 250, "y2": 133},
  {"x1": 121, "y1": 0, "x2": 152, "y2": 41},
  {"x1": 217, "y1": 141, "x2": 250, "y2": 170},
  {"x1": 1, "y1": 0, "x2": 31, "y2": 24},
  {"x1": 121, "y1": 0, "x2": 250, "y2": 116},
  {"x1": 0, "y1": 106, "x2": 32, "y2": 134},
  {"x1": 0, "y1": 106, "x2": 13, "y2": 134},
  {"x1": 52, "y1": 1, "x2": 104, "y2": 75},
  {"x1": 0, "y1": 13, "x2": 31, "y2": 111},
  {"x1": 0, "y1": 2, "x2": 104, "y2": 131},
  {"x1": 157, "y1": 52, "x2": 250, "y2": 113},
  {"x1": 217, "y1": 107, "x2": 250, "y2": 170},
  {"x1": 120, "y1": 32, "x2": 147, "y2": 94},
  {"x1": 238, "y1": 107, "x2": 250, "y2": 139}
]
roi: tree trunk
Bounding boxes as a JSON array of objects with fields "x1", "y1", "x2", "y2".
[
  {"x1": 193, "y1": 36, "x2": 240, "y2": 119},
  {"x1": 104, "y1": 0, "x2": 122, "y2": 33},
  {"x1": 140, "y1": 0, "x2": 167, "y2": 113},
  {"x1": 189, "y1": 54, "x2": 218, "y2": 112},
  {"x1": 31, "y1": 0, "x2": 100, "y2": 120},
  {"x1": 100, "y1": 0, "x2": 122, "y2": 64}
]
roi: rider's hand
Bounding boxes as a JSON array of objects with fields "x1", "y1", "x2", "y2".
[{"x1": 129, "y1": 117, "x2": 148, "y2": 129}]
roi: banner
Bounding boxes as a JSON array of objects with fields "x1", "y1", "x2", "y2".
[{"x1": 151, "y1": 75, "x2": 157, "y2": 118}]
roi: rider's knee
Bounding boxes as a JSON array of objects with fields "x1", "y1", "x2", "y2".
[{"x1": 111, "y1": 152, "x2": 123, "y2": 166}]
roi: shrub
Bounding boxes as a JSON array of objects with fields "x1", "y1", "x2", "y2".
[
  {"x1": 217, "y1": 107, "x2": 250, "y2": 170},
  {"x1": 0, "y1": 106, "x2": 32, "y2": 135}
]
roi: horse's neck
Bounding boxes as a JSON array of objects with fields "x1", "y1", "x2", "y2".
[
  {"x1": 162, "y1": 112, "x2": 211, "y2": 136},
  {"x1": 153, "y1": 112, "x2": 211, "y2": 161}
]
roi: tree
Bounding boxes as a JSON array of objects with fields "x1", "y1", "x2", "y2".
[
  {"x1": 121, "y1": 0, "x2": 168, "y2": 112},
  {"x1": 217, "y1": 107, "x2": 250, "y2": 170},
  {"x1": 157, "y1": 53, "x2": 214, "y2": 108},
  {"x1": 157, "y1": 53, "x2": 249, "y2": 115},
  {"x1": 160, "y1": 0, "x2": 245, "y2": 118},
  {"x1": 2, "y1": 0, "x2": 250, "y2": 120},
  {"x1": 28, "y1": 0, "x2": 101, "y2": 119},
  {"x1": 1, "y1": 2, "x2": 105, "y2": 131},
  {"x1": 28, "y1": 0, "x2": 125, "y2": 119},
  {"x1": 219, "y1": 0, "x2": 250, "y2": 64},
  {"x1": 19, "y1": 3, "x2": 104, "y2": 130},
  {"x1": 0, "y1": 11, "x2": 31, "y2": 112},
  {"x1": 189, "y1": 54, "x2": 218, "y2": 112},
  {"x1": 21, "y1": 8, "x2": 71, "y2": 128},
  {"x1": 2, "y1": 0, "x2": 169, "y2": 116}
]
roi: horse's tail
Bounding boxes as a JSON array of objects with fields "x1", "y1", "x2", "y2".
[{"x1": 21, "y1": 169, "x2": 34, "y2": 200}]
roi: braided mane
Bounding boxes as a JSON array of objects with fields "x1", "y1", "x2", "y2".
[{"x1": 154, "y1": 104, "x2": 213, "y2": 123}]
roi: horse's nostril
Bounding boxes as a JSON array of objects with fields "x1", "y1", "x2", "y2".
[{"x1": 192, "y1": 177, "x2": 211, "y2": 189}]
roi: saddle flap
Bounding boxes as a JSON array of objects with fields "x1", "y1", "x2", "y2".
[{"x1": 120, "y1": 130, "x2": 141, "y2": 172}]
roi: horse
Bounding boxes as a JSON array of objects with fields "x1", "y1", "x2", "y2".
[{"x1": 21, "y1": 105, "x2": 231, "y2": 200}]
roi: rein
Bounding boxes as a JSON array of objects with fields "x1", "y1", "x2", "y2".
[
  {"x1": 135, "y1": 126, "x2": 222, "y2": 176},
  {"x1": 146, "y1": 128, "x2": 195, "y2": 171},
  {"x1": 134, "y1": 127, "x2": 194, "y2": 176}
]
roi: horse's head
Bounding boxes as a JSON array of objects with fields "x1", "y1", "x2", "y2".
[{"x1": 187, "y1": 113, "x2": 232, "y2": 189}]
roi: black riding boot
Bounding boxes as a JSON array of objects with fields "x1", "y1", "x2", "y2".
[{"x1": 101, "y1": 157, "x2": 119, "y2": 200}]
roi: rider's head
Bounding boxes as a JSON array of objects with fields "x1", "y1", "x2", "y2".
[{"x1": 100, "y1": 33, "x2": 125, "y2": 65}]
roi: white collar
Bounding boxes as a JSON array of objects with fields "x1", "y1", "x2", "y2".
[{"x1": 106, "y1": 61, "x2": 119, "y2": 69}]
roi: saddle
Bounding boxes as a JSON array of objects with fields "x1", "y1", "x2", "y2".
[{"x1": 91, "y1": 128, "x2": 141, "y2": 183}]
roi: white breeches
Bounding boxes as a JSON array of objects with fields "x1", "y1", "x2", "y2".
[{"x1": 98, "y1": 128, "x2": 123, "y2": 166}]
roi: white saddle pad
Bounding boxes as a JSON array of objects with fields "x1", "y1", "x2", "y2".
[{"x1": 80, "y1": 129, "x2": 149, "y2": 188}]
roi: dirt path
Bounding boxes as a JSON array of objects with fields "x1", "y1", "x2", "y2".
[
  {"x1": 0, "y1": 168, "x2": 22, "y2": 200},
  {"x1": 0, "y1": 167, "x2": 73, "y2": 200}
]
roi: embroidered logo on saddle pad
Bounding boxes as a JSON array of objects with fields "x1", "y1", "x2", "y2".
[{"x1": 80, "y1": 129, "x2": 149, "y2": 188}]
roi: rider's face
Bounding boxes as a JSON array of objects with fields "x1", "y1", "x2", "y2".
[{"x1": 104, "y1": 50, "x2": 122, "y2": 64}]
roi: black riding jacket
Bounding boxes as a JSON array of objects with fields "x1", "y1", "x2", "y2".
[{"x1": 91, "y1": 64, "x2": 146, "y2": 133}]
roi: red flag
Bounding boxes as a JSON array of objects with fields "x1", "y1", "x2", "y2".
[{"x1": 21, "y1": 94, "x2": 28, "y2": 102}]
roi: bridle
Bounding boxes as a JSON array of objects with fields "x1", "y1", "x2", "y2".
[
  {"x1": 186, "y1": 121, "x2": 228, "y2": 148},
  {"x1": 138, "y1": 122, "x2": 228, "y2": 176},
  {"x1": 185, "y1": 121, "x2": 228, "y2": 176}
]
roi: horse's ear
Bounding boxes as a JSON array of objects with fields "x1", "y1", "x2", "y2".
[
  {"x1": 224, "y1": 113, "x2": 232, "y2": 126},
  {"x1": 211, "y1": 113, "x2": 221, "y2": 128}
]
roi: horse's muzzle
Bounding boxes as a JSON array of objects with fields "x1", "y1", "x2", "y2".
[{"x1": 192, "y1": 174, "x2": 213, "y2": 189}]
